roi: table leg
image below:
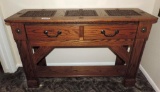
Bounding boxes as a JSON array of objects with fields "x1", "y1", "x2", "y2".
[
  {"x1": 124, "y1": 39, "x2": 146, "y2": 86},
  {"x1": 16, "y1": 41, "x2": 39, "y2": 88},
  {"x1": 115, "y1": 57, "x2": 125, "y2": 65}
]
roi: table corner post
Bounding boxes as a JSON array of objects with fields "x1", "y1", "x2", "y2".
[{"x1": 124, "y1": 39, "x2": 146, "y2": 87}]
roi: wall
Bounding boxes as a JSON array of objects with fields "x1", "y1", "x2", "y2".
[
  {"x1": 1, "y1": 0, "x2": 160, "y2": 90},
  {"x1": 0, "y1": 5, "x2": 17, "y2": 72},
  {"x1": 141, "y1": 0, "x2": 160, "y2": 91},
  {"x1": 1, "y1": 0, "x2": 155, "y2": 18}
]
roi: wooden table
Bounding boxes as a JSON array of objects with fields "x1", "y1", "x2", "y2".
[{"x1": 5, "y1": 8, "x2": 158, "y2": 88}]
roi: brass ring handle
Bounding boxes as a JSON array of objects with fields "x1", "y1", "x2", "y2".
[
  {"x1": 101, "y1": 30, "x2": 119, "y2": 37},
  {"x1": 44, "y1": 30, "x2": 62, "y2": 38}
]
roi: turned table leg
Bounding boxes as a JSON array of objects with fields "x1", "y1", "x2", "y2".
[
  {"x1": 124, "y1": 39, "x2": 146, "y2": 86},
  {"x1": 16, "y1": 41, "x2": 39, "y2": 88}
]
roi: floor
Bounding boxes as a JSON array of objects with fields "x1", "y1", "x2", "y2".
[{"x1": 0, "y1": 68, "x2": 155, "y2": 92}]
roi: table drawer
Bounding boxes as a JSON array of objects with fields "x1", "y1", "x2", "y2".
[
  {"x1": 84, "y1": 25, "x2": 137, "y2": 40},
  {"x1": 25, "y1": 25, "x2": 79, "y2": 40}
]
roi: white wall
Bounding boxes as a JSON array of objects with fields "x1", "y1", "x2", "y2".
[
  {"x1": 1, "y1": 0, "x2": 155, "y2": 18},
  {"x1": 1, "y1": 0, "x2": 160, "y2": 90},
  {"x1": 141, "y1": 0, "x2": 160, "y2": 91},
  {"x1": 141, "y1": 21, "x2": 160, "y2": 91},
  {"x1": 0, "y1": 6, "x2": 17, "y2": 72}
]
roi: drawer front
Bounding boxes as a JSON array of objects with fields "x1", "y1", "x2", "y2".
[
  {"x1": 26, "y1": 25, "x2": 79, "y2": 40},
  {"x1": 84, "y1": 25, "x2": 137, "y2": 40}
]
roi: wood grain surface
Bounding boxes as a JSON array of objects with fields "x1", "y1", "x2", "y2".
[{"x1": 5, "y1": 8, "x2": 158, "y2": 88}]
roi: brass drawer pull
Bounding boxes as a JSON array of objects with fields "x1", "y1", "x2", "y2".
[
  {"x1": 101, "y1": 30, "x2": 119, "y2": 37},
  {"x1": 44, "y1": 30, "x2": 62, "y2": 38}
]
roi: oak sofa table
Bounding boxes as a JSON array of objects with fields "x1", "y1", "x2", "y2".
[{"x1": 5, "y1": 8, "x2": 157, "y2": 88}]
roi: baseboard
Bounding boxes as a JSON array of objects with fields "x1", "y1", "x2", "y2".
[
  {"x1": 16, "y1": 62, "x2": 115, "y2": 67},
  {"x1": 47, "y1": 62, "x2": 115, "y2": 66},
  {"x1": 139, "y1": 65, "x2": 160, "y2": 92}
]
